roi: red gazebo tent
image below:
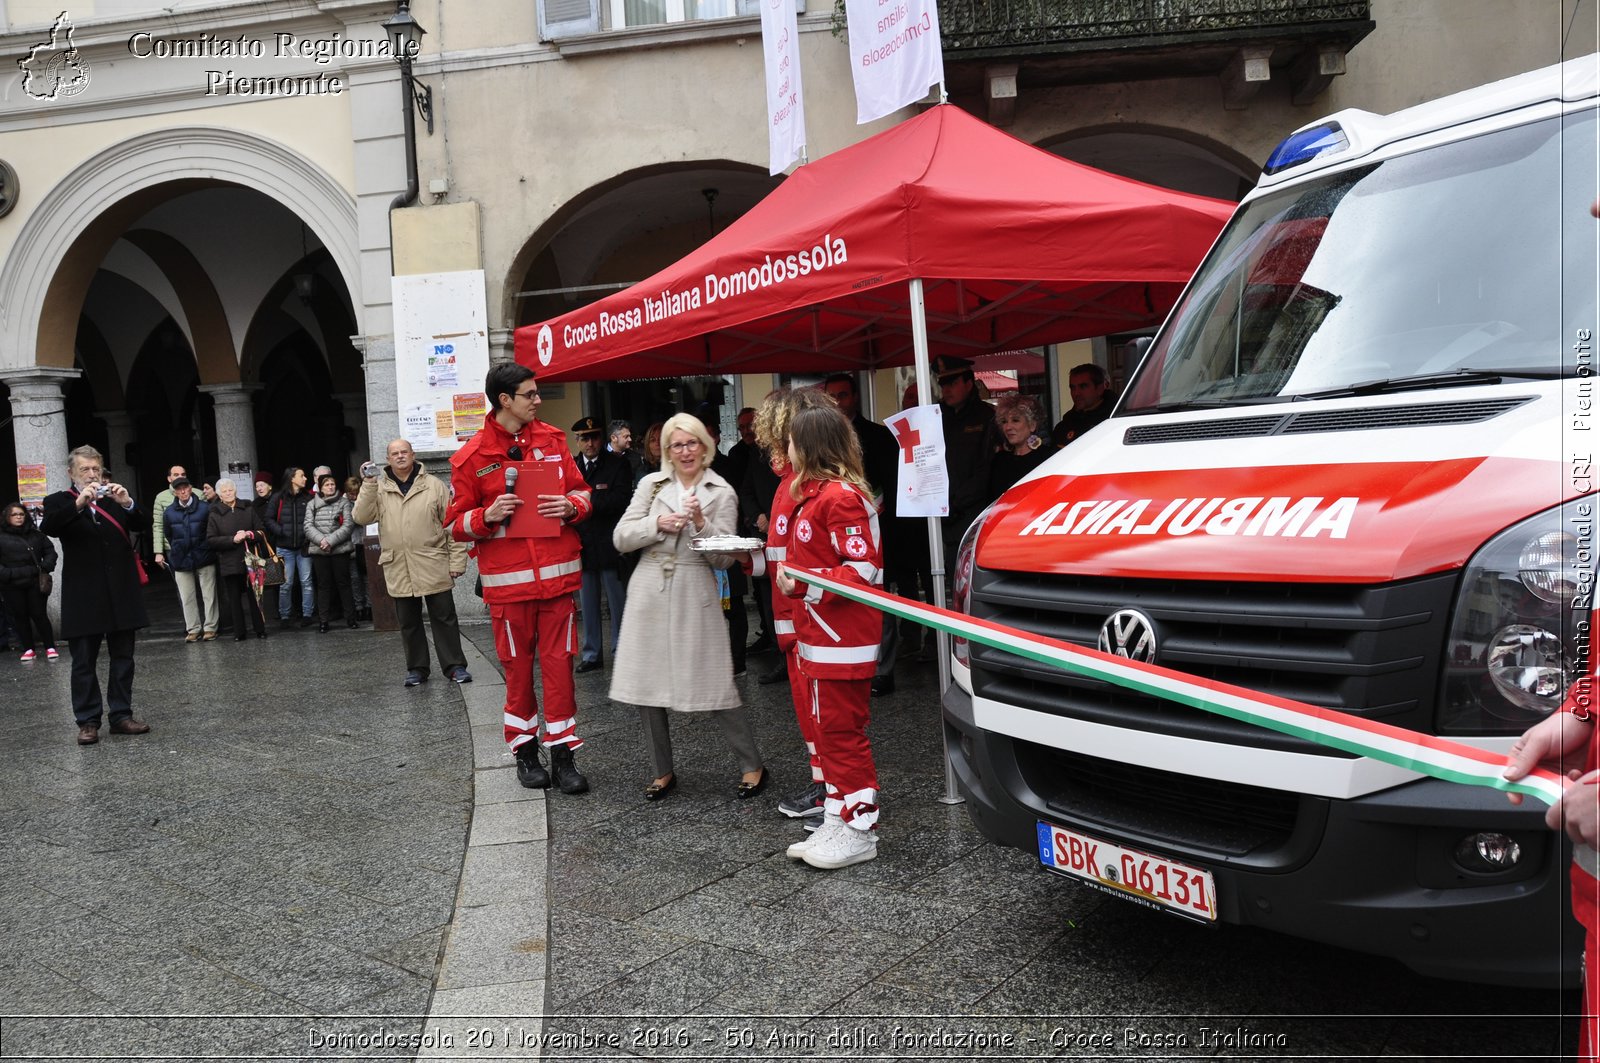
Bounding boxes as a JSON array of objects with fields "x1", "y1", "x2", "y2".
[{"x1": 516, "y1": 103, "x2": 1234, "y2": 384}]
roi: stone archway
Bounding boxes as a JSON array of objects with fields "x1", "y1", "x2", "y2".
[
  {"x1": 0, "y1": 126, "x2": 360, "y2": 376},
  {"x1": 1039, "y1": 123, "x2": 1258, "y2": 201}
]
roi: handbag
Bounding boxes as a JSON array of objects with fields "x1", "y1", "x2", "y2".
[
  {"x1": 37, "y1": 568, "x2": 52, "y2": 595},
  {"x1": 260, "y1": 541, "x2": 286, "y2": 587}
]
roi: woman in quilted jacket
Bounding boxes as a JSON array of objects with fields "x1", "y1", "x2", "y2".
[{"x1": 304, "y1": 473, "x2": 358, "y2": 633}]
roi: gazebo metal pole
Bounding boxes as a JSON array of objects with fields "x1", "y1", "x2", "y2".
[{"x1": 908, "y1": 278, "x2": 963, "y2": 805}]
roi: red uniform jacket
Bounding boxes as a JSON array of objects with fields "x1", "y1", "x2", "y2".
[
  {"x1": 749, "y1": 466, "x2": 800, "y2": 652},
  {"x1": 446, "y1": 414, "x2": 591, "y2": 604},
  {"x1": 782, "y1": 478, "x2": 883, "y2": 680}
]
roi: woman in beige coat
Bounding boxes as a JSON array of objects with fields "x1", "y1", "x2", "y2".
[{"x1": 610, "y1": 413, "x2": 767, "y2": 802}]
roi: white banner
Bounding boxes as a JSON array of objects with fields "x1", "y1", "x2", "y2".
[
  {"x1": 760, "y1": 0, "x2": 806, "y2": 175},
  {"x1": 885, "y1": 404, "x2": 948, "y2": 517},
  {"x1": 843, "y1": 0, "x2": 943, "y2": 124}
]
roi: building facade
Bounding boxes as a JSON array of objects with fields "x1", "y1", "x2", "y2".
[{"x1": 0, "y1": 0, "x2": 1590, "y2": 521}]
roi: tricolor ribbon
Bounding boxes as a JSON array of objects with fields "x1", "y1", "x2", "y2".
[{"x1": 786, "y1": 567, "x2": 1568, "y2": 807}]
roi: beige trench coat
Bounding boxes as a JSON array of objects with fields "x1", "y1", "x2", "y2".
[
  {"x1": 608, "y1": 469, "x2": 742, "y2": 712},
  {"x1": 350, "y1": 462, "x2": 468, "y2": 597}
]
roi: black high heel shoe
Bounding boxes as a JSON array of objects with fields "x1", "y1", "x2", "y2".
[{"x1": 735, "y1": 767, "x2": 769, "y2": 800}]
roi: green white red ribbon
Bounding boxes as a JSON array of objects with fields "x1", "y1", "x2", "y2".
[{"x1": 787, "y1": 567, "x2": 1568, "y2": 807}]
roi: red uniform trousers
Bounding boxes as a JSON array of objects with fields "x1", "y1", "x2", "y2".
[
  {"x1": 492, "y1": 594, "x2": 581, "y2": 751},
  {"x1": 807, "y1": 674, "x2": 878, "y2": 829},
  {"x1": 784, "y1": 645, "x2": 823, "y2": 783},
  {"x1": 1578, "y1": 864, "x2": 1600, "y2": 1060}
]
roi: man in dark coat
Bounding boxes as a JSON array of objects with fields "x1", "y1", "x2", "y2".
[
  {"x1": 572, "y1": 417, "x2": 631, "y2": 673},
  {"x1": 39, "y1": 444, "x2": 151, "y2": 746},
  {"x1": 934, "y1": 354, "x2": 999, "y2": 566}
]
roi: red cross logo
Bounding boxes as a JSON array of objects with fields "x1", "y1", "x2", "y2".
[{"x1": 889, "y1": 417, "x2": 921, "y2": 464}]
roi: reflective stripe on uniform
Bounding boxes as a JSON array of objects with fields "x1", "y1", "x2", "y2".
[
  {"x1": 766, "y1": 546, "x2": 787, "y2": 561},
  {"x1": 480, "y1": 558, "x2": 582, "y2": 587},
  {"x1": 843, "y1": 560, "x2": 880, "y2": 584},
  {"x1": 750, "y1": 554, "x2": 767, "y2": 578},
  {"x1": 773, "y1": 619, "x2": 795, "y2": 634},
  {"x1": 803, "y1": 581, "x2": 824, "y2": 604},
  {"x1": 1577, "y1": 843, "x2": 1600, "y2": 878},
  {"x1": 804, "y1": 602, "x2": 839, "y2": 641},
  {"x1": 797, "y1": 641, "x2": 878, "y2": 665},
  {"x1": 505, "y1": 710, "x2": 536, "y2": 731}
]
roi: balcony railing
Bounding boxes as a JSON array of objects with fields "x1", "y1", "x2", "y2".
[{"x1": 941, "y1": 0, "x2": 1371, "y2": 55}]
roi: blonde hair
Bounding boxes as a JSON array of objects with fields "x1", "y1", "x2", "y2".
[
  {"x1": 787, "y1": 406, "x2": 871, "y2": 500},
  {"x1": 658, "y1": 413, "x2": 716, "y2": 473},
  {"x1": 754, "y1": 387, "x2": 837, "y2": 461},
  {"x1": 994, "y1": 392, "x2": 1043, "y2": 429}
]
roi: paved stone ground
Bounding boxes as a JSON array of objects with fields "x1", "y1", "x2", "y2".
[
  {"x1": 530, "y1": 623, "x2": 1579, "y2": 1063},
  {"x1": 0, "y1": 583, "x2": 471, "y2": 1060},
  {"x1": 0, "y1": 582, "x2": 1582, "y2": 1062}
]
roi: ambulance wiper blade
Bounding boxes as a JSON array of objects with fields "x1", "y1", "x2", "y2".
[
  {"x1": 1294, "y1": 368, "x2": 1564, "y2": 400},
  {"x1": 1131, "y1": 398, "x2": 1283, "y2": 414}
]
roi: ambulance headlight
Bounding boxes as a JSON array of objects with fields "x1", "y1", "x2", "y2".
[
  {"x1": 1519, "y1": 530, "x2": 1584, "y2": 605},
  {"x1": 1438, "y1": 502, "x2": 1593, "y2": 733},
  {"x1": 951, "y1": 509, "x2": 990, "y2": 668}
]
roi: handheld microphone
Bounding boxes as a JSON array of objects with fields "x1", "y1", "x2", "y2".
[{"x1": 502, "y1": 465, "x2": 518, "y2": 530}]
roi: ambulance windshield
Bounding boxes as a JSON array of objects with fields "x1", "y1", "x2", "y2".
[{"x1": 1123, "y1": 109, "x2": 1597, "y2": 412}]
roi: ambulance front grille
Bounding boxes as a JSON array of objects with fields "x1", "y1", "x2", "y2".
[
  {"x1": 1018, "y1": 744, "x2": 1307, "y2": 859},
  {"x1": 967, "y1": 569, "x2": 1456, "y2": 752}
]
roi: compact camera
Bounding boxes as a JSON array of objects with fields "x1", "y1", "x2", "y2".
[
  {"x1": 93, "y1": 483, "x2": 111, "y2": 498},
  {"x1": 360, "y1": 461, "x2": 381, "y2": 480}
]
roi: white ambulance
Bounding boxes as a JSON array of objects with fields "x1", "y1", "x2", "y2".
[{"x1": 946, "y1": 54, "x2": 1598, "y2": 985}]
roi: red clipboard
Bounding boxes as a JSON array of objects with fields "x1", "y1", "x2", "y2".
[{"x1": 503, "y1": 460, "x2": 563, "y2": 538}]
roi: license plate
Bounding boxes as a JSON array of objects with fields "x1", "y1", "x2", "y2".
[{"x1": 1037, "y1": 821, "x2": 1217, "y2": 922}]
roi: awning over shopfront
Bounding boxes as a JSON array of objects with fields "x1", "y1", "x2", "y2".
[{"x1": 516, "y1": 103, "x2": 1234, "y2": 383}]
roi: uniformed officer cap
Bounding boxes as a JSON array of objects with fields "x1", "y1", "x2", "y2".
[
  {"x1": 571, "y1": 416, "x2": 603, "y2": 437},
  {"x1": 933, "y1": 355, "x2": 975, "y2": 383}
]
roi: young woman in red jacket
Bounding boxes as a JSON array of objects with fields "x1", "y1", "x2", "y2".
[{"x1": 773, "y1": 405, "x2": 885, "y2": 870}]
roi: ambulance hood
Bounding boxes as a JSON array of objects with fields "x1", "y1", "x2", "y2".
[{"x1": 975, "y1": 386, "x2": 1572, "y2": 583}]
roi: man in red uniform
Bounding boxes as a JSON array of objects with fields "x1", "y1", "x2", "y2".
[{"x1": 446, "y1": 364, "x2": 594, "y2": 795}]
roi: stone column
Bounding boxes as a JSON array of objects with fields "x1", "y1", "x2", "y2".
[
  {"x1": 332, "y1": 390, "x2": 370, "y2": 469},
  {"x1": 97, "y1": 409, "x2": 138, "y2": 500},
  {"x1": 199, "y1": 383, "x2": 261, "y2": 487},
  {"x1": 353, "y1": 333, "x2": 397, "y2": 460},
  {"x1": 489, "y1": 327, "x2": 514, "y2": 366},
  {"x1": 2, "y1": 367, "x2": 83, "y2": 626},
  {"x1": 2, "y1": 367, "x2": 81, "y2": 497}
]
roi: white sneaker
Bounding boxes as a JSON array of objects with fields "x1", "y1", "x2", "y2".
[
  {"x1": 786, "y1": 815, "x2": 842, "y2": 859},
  {"x1": 801, "y1": 821, "x2": 878, "y2": 869}
]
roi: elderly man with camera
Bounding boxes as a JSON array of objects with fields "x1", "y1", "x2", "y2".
[
  {"x1": 39, "y1": 444, "x2": 151, "y2": 746},
  {"x1": 353, "y1": 438, "x2": 472, "y2": 688}
]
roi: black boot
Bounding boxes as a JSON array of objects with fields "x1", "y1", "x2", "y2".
[
  {"x1": 516, "y1": 745, "x2": 550, "y2": 789},
  {"x1": 550, "y1": 745, "x2": 589, "y2": 795}
]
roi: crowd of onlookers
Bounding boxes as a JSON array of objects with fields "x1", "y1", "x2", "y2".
[{"x1": 0, "y1": 357, "x2": 1113, "y2": 664}]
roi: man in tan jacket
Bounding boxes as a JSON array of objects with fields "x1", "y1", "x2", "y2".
[{"x1": 353, "y1": 439, "x2": 472, "y2": 687}]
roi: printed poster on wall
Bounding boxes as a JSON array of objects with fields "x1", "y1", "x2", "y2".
[
  {"x1": 884, "y1": 404, "x2": 948, "y2": 517},
  {"x1": 391, "y1": 270, "x2": 492, "y2": 456},
  {"x1": 16, "y1": 463, "x2": 46, "y2": 505}
]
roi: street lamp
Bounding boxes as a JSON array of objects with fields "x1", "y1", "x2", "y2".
[{"x1": 383, "y1": 0, "x2": 433, "y2": 136}]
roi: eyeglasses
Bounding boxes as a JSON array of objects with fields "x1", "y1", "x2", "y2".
[
  {"x1": 514, "y1": 389, "x2": 539, "y2": 401},
  {"x1": 667, "y1": 441, "x2": 702, "y2": 452}
]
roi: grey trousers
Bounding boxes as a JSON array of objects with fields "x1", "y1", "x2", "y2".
[{"x1": 638, "y1": 705, "x2": 761, "y2": 779}]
